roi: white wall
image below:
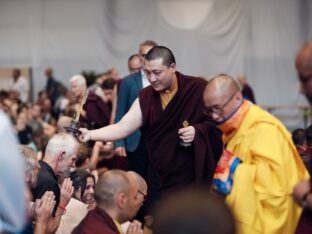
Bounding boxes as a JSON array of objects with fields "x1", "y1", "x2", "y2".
[{"x1": 0, "y1": 0, "x2": 311, "y2": 127}]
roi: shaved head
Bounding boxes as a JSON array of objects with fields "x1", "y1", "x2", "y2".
[
  {"x1": 296, "y1": 40, "x2": 312, "y2": 104},
  {"x1": 203, "y1": 74, "x2": 243, "y2": 123},
  {"x1": 127, "y1": 171, "x2": 147, "y2": 192},
  {"x1": 205, "y1": 74, "x2": 240, "y2": 99},
  {"x1": 296, "y1": 41, "x2": 312, "y2": 76},
  {"x1": 95, "y1": 170, "x2": 132, "y2": 208}
]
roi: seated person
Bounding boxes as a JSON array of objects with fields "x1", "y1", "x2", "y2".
[
  {"x1": 20, "y1": 145, "x2": 56, "y2": 234},
  {"x1": 73, "y1": 170, "x2": 143, "y2": 234},
  {"x1": 56, "y1": 169, "x2": 95, "y2": 234}
]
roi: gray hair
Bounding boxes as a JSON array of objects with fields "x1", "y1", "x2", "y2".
[
  {"x1": 20, "y1": 145, "x2": 38, "y2": 175},
  {"x1": 70, "y1": 74, "x2": 86, "y2": 86},
  {"x1": 45, "y1": 133, "x2": 78, "y2": 159}
]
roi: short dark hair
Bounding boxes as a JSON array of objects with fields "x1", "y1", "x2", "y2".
[
  {"x1": 101, "y1": 78, "x2": 116, "y2": 90},
  {"x1": 70, "y1": 169, "x2": 95, "y2": 202},
  {"x1": 292, "y1": 128, "x2": 306, "y2": 146},
  {"x1": 145, "y1": 46, "x2": 176, "y2": 67},
  {"x1": 306, "y1": 125, "x2": 312, "y2": 146}
]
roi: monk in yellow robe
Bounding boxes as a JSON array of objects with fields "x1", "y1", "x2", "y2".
[{"x1": 203, "y1": 74, "x2": 309, "y2": 234}]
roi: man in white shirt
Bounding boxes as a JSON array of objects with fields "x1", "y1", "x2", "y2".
[{"x1": 10, "y1": 68, "x2": 29, "y2": 103}]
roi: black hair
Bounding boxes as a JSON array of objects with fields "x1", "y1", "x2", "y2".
[
  {"x1": 145, "y1": 46, "x2": 176, "y2": 67},
  {"x1": 101, "y1": 78, "x2": 116, "y2": 90},
  {"x1": 306, "y1": 125, "x2": 312, "y2": 146},
  {"x1": 292, "y1": 128, "x2": 306, "y2": 146},
  {"x1": 70, "y1": 169, "x2": 95, "y2": 202}
]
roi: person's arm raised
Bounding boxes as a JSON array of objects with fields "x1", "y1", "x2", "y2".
[{"x1": 80, "y1": 98, "x2": 143, "y2": 143}]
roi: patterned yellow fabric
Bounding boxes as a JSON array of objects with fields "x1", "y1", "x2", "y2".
[
  {"x1": 218, "y1": 100, "x2": 252, "y2": 144},
  {"x1": 160, "y1": 76, "x2": 178, "y2": 109},
  {"x1": 220, "y1": 102, "x2": 309, "y2": 234}
]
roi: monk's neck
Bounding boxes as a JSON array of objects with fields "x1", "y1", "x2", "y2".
[{"x1": 161, "y1": 74, "x2": 178, "y2": 94}]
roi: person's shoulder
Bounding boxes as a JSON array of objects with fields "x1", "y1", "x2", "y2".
[
  {"x1": 177, "y1": 72, "x2": 207, "y2": 84},
  {"x1": 122, "y1": 71, "x2": 142, "y2": 83}
]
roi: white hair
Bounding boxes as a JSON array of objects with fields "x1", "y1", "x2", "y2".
[
  {"x1": 20, "y1": 145, "x2": 38, "y2": 175},
  {"x1": 45, "y1": 133, "x2": 78, "y2": 159},
  {"x1": 70, "y1": 75, "x2": 86, "y2": 86}
]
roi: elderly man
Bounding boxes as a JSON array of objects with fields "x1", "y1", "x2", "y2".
[
  {"x1": 73, "y1": 170, "x2": 143, "y2": 234},
  {"x1": 21, "y1": 145, "x2": 56, "y2": 234},
  {"x1": 70, "y1": 74, "x2": 110, "y2": 129},
  {"x1": 203, "y1": 74, "x2": 309, "y2": 234},
  {"x1": 32, "y1": 132, "x2": 78, "y2": 233},
  {"x1": 128, "y1": 54, "x2": 142, "y2": 74},
  {"x1": 80, "y1": 46, "x2": 222, "y2": 195}
]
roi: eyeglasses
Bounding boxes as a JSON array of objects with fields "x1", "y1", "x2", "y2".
[
  {"x1": 203, "y1": 93, "x2": 237, "y2": 117},
  {"x1": 137, "y1": 189, "x2": 147, "y2": 202}
]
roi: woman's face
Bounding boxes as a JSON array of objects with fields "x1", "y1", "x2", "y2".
[{"x1": 82, "y1": 177, "x2": 95, "y2": 204}]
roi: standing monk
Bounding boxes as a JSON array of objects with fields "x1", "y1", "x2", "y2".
[
  {"x1": 203, "y1": 74, "x2": 309, "y2": 234},
  {"x1": 80, "y1": 46, "x2": 222, "y2": 194}
]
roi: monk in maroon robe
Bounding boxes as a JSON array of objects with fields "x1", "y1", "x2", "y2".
[
  {"x1": 73, "y1": 170, "x2": 143, "y2": 234},
  {"x1": 73, "y1": 207, "x2": 120, "y2": 234},
  {"x1": 139, "y1": 71, "x2": 222, "y2": 192},
  {"x1": 79, "y1": 46, "x2": 222, "y2": 195}
]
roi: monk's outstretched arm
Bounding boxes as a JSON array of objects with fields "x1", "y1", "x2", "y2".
[{"x1": 80, "y1": 98, "x2": 143, "y2": 143}]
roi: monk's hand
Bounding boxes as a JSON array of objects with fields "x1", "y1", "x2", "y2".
[
  {"x1": 79, "y1": 128, "x2": 91, "y2": 142},
  {"x1": 126, "y1": 220, "x2": 143, "y2": 234},
  {"x1": 178, "y1": 126, "x2": 195, "y2": 143},
  {"x1": 293, "y1": 180, "x2": 311, "y2": 206}
]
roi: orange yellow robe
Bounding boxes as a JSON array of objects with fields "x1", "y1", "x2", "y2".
[{"x1": 224, "y1": 104, "x2": 309, "y2": 234}]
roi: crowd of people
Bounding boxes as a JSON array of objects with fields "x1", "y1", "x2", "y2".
[{"x1": 0, "y1": 39, "x2": 312, "y2": 234}]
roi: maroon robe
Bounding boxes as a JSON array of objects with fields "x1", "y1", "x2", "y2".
[
  {"x1": 72, "y1": 207, "x2": 119, "y2": 234},
  {"x1": 83, "y1": 91, "x2": 110, "y2": 129},
  {"x1": 139, "y1": 72, "x2": 222, "y2": 193}
]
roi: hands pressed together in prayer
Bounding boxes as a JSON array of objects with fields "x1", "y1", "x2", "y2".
[
  {"x1": 60, "y1": 178, "x2": 74, "y2": 208},
  {"x1": 35, "y1": 191, "x2": 56, "y2": 223},
  {"x1": 178, "y1": 126, "x2": 195, "y2": 143},
  {"x1": 126, "y1": 220, "x2": 143, "y2": 234}
]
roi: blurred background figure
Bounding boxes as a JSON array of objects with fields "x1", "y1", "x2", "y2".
[
  {"x1": 0, "y1": 111, "x2": 26, "y2": 233},
  {"x1": 296, "y1": 40, "x2": 312, "y2": 105},
  {"x1": 152, "y1": 187, "x2": 236, "y2": 234},
  {"x1": 128, "y1": 54, "x2": 142, "y2": 74},
  {"x1": 237, "y1": 75, "x2": 256, "y2": 104},
  {"x1": 10, "y1": 68, "x2": 29, "y2": 103}
]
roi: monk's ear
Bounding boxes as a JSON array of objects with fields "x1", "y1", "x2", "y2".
[
  {"x1": 169, "y1": 63, "x2": 176, "y2": 73},
  {"x1": 116, "y1": 192, "x2": 126, "y2": 209}
]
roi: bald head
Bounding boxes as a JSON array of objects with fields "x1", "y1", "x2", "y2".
[
  {"x1": 127, "y1": 171, "x2": 147, "y2": 193},
  {"x1": 296, "y1": 41, "x2": 312, "y2": 76},
  {"x1": 206, "y1": 74, "x2": 240, "y2": 98},
  {"x1": 203, "y1": 74, "x2": 243, "y2": 123},
  {"x1": 95, "y1": 170, "x2": 132, "y2": 208},
  {"x1": 296, "y1": 41, "x2": 312, "y2": 105}
]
